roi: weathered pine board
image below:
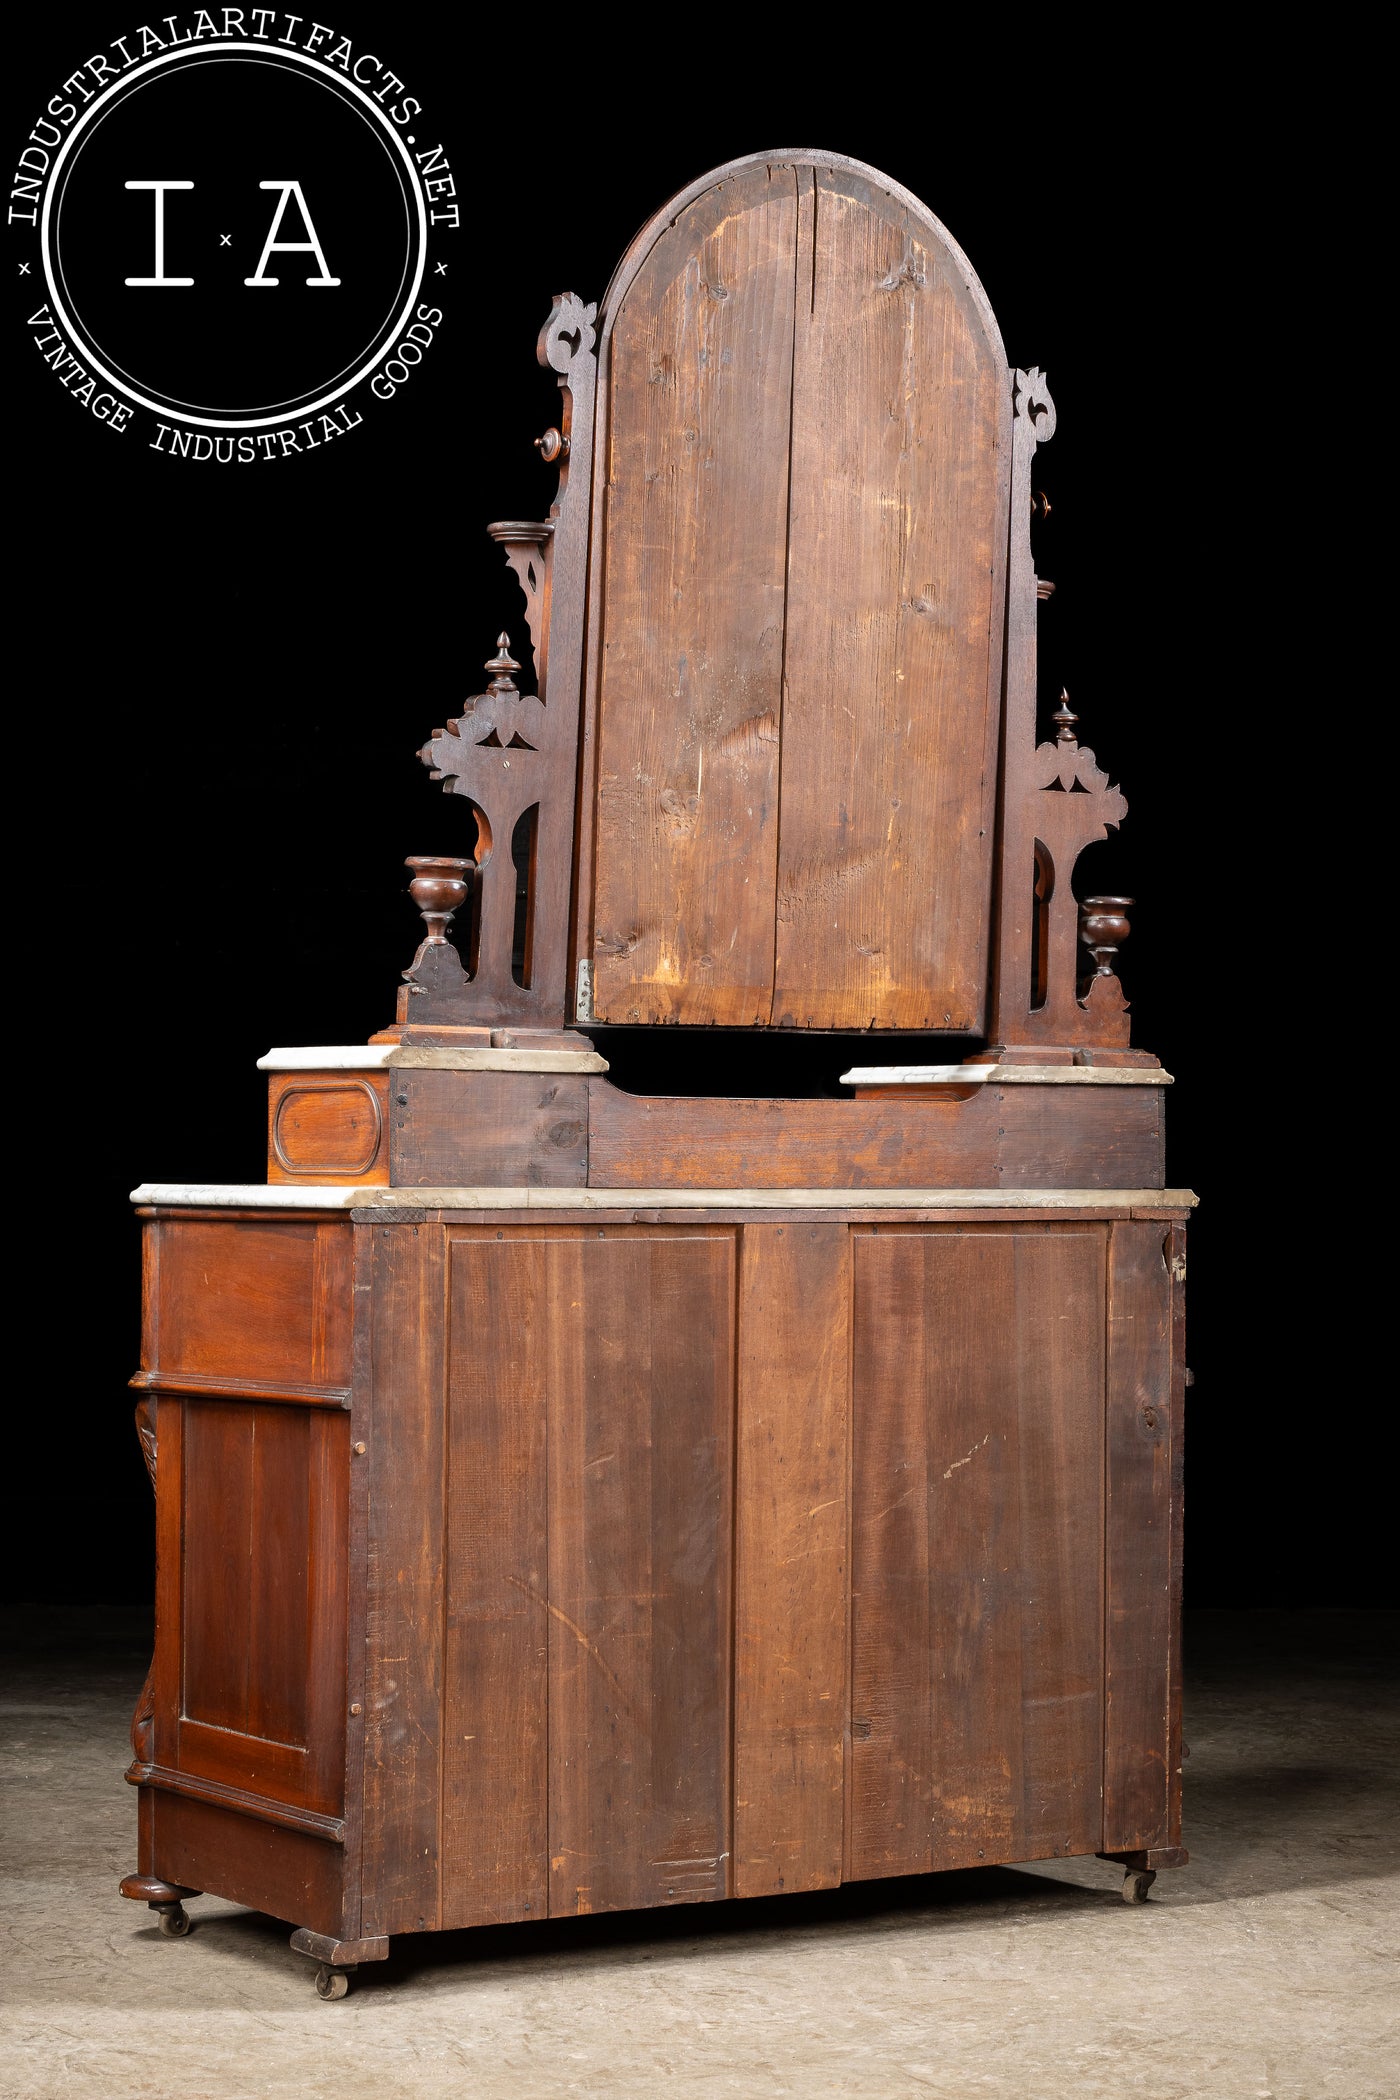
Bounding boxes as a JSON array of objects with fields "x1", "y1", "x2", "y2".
[
  {"x1": 733, "y1": 1223, "x2": 850, "y2": 1896},
  {"x1": 773, "y1": 167, "x2": 1005, "y2": 1030},
  {"x1": 440, "y1": 1235, "x2": 550, "y2": 1928},
  {"x1": 591, "y1": 165, "x2": 798, "y2": 1024},
  {"x1": 361, "y1": 1225, "x2": 447, "y2": 1936},
  {"x1": 1103, "y1": 1219, "x2": 1176, "y2": 1852},
  {"x1": 848, "y1": 1227, "x2": 1104, "y2": 1877},
  {"x1": 547, "y1": 1229, "x2": 735, "y2": 1915}
]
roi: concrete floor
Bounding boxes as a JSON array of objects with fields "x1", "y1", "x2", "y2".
[{"x1": 1, "y1": 1612, "x2": 1396, "y2": 2100}]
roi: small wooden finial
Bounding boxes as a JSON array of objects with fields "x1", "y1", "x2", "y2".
[
  {"x1": 404, "y1": 855, "x2": 472, "y2": 945},
  {"x1": 1053, "y1": 688, "x2": 1078, "y2": 743},
  {"x1": 485, "y1": 633, "x2": 520, "y2": 691}
]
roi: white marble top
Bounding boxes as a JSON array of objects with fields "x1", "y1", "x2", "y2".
[
  {"x1": 839, "y1": 1064, "x2": 1172, "y2": 1086},
  {"x1": 258, "y1": 1044, "x2": 609, "y2": 1074},
  {"x1": 132, "y1": 1183, "x2": 1197, "y2": 1213}
]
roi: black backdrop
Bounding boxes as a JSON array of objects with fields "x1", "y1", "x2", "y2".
[{"x1": 4, "y1": 16, "x2": 1358, "y2": 1608}]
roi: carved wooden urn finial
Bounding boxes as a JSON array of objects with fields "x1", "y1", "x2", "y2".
[
  {"x1": 405, "y1": 855, "x2": 472, "y2": 945},
  {"x1": 1079, "y1": 896, "x2": 1134, "y2": 977},
  {"x1": 484, "y1": 633, "x2": 520, "y2": 691},
  {"x1": 1053, "y1": 689, "x2": 1078, "y2": 743}
]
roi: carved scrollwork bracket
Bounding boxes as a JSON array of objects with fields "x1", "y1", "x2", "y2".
[{"x1": 1013, "y1": 364, "x2": 1057, "y2": 446}]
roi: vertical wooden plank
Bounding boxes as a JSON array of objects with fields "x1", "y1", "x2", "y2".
[
  {"x1": 1012, "y1": 1232, "x2": 1105, "y2": 1856},
  {"x1": 549, "y1": 1230, "x2": 734, "y2": 1915},
  {"x1": 1104, "y1": 1219, "x2": 1175, "y2": 1853},
  {"x1": 848, "y1": 1232, "x2": 932, "y2": 1876},
  {"x1": 362, "y1": 1223, "x2": 446, "y2": 1938},
  {"x1": 775, "y1": 167, "x2": 1005, "y2": 1030},
  {"x1": 734, "y1": 1223, "x2": 850, "y2": 1897},
  {"x1": 590, "y1": 166, "x2": 798, "y2": 1024},
  {"x1": 1167, "y1": 1223, "x2": 1188, "y2": 1851},
  {"x1": 181, "y1": 1401, "x2": 253, "y2": 1736},
  {"x1": 152, "y1": 1394, "x2": 183, "y2": 1772},
  {"x1": 247, "y1": 1406, "x2": 311, "y2": 1748},
  {"x1": 440, "y1": 1236, "x2": 549, "y2": 1929},
  {"x1": 850, "y1": 1227, "x2": 1104, "y2": 1879},
  {"x1": 304, "y1": 1411, "x2": 350, "y2": 1823}
]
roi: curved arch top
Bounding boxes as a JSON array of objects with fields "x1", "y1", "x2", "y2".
[
  {"x1": 580, "y1": 153, "x2": 1014, "y2": 1032},
  {"x1": 598, "y1": 148, "x2": 1008, "y2": 370}
]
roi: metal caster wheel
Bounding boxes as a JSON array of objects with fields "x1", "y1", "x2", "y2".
[
  {"x1": 315, "y1": 1962, "x2": 352, "y2": 2000},
  {"x1": 1122, "y1": 1868, "x2": 1156, "y2": 1904},
  {"x1": 155, "y1": 1903, "x2": 191, "y2": 1937}
]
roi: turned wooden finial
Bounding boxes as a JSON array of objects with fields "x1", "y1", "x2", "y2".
[
  {"x1": 485, "y1": 633, "x2": 520, "y2": 692},
  {"x1": 1079, "y1": 896, "x2": 1134, "y2": 977},
  {"x1": 1053, "y1": 689, "x2": 1078, "y2": 743},
  {"x1": 404, "y1": 855, "x2": 473, "y2": 944}
]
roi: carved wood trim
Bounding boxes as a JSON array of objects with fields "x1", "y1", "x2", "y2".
[
  {"x1": 986, "y1": 371, "x2": 1145, "y2": 1059},
  {"x1": 270, "y1": 1079, "x2": 385, "y2": 1180},
  {"x1": 129, "y1": 1370, "x2": 352, "y2": 1408},
  {"x1": 124, "y1": 1760, "x2": 347, "y2": 1843},
  {"x1": 130, "y1": 1397, "x2": 157, "y2": 1765}
]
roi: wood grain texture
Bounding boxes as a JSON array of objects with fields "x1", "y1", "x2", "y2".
[
  {"x1": 176, "y1": 1399, "x2": 347, "y2": 1816},
  {"x1": 849, "y1": 1227, "x2": 1104, "y2": 1878},
  {"x1": 587, "y1": 1081, "x2": 1164, "y2": 1191},
  {"x1": 391, "y1": 1070, "x2": 588, "y2": 1188},
  {"x1": 590, "y1": 164, "x2": 797, "y2": 1024},
  {"x1": 152, "y1": 1219, "x2": 352, "y2": 1391},
  {"x1": 441, "y1": 1235, "x2": 549, "y2": 1928},
  {"x1": 268, "y1": 1075, "x2": 389, "y2": 1185},
  {"x1": 1103, "y1": 1219, "x2": 1176, "y2": 1854},
  {"x1": 734, "y1": 1224, "x2": 850, "y2": 1897},
  {"x1": 547, "y1": 1229, "x2": 735, "y2": 1915},
  {"x1": 774, "y1": 167, "x2": 1005, "y2": 1030},
  {"x1": 151, "y1": 1793, "x2": 345, "y2": 1937},
  {"x1": 361, "y1": 1224, "x2": 447, "y2": 1936}
]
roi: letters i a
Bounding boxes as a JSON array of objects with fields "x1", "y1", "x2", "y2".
[{"x1": 123, "y1": 181, "x2": 339, "y2": 287}]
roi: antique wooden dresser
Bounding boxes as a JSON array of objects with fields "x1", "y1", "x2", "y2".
[{"x1": 122, "y1": 151, "x2": 1191, "y2": 1998}]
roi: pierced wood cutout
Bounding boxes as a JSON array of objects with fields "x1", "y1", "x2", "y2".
[
  {"x1": 397, "y1": 294, "x2": 598, "y2": 1031},
  {"x1": 985, "y1": 369, "x2": 1149, "y2": 1063}
]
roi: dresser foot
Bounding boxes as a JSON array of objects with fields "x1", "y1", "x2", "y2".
[
  {"x1": 1097, "y1": 1845, "x2": 1188, "y2": 1903},
  {"x1": 290, "y1": 1926, "x2": 389, "y2": 2000},
  {"x1": 120, "y1": 1875, "x2": 199, "y2": 1936}
]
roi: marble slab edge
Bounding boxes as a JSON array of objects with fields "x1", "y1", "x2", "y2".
[
  {"x1": 258, "y1": 1044, "x2": 610, "y2": 1074},
  {"x1": 131, "y1": 1183, "x2": 1199, "y2": 1213},
  {"x1": 839, "y1": 1065, "x2": 1173, "y2": 1086}
]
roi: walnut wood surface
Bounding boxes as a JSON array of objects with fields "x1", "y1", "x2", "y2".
[
  {"x1": 1103, "y1": 1220, "x2": 1181, "y2": 1853},
  {"x1": 586, "y1": 1080, "x2": 1163, "y2": 1190},
  {"x1": 441, "y1": 1236, "x2": 550, "y2": 1928},
  {"x1": 267, "y1": 1075, "x2": 389, "y2": 1185},
  {"x1": 734, "y1": 1224, "x2": 850, "y2": 1897},
  {"x1": 848, "y1": 1227, "x2": 1105, "y2": 1877},
  {"x1": 545, "y1": 1229, "x2": 734, "y2": 1915},
  {"x1": 582, "y1": 154, "x2": 1008, "y2": 1031},
  {"x1": 390, "y1": 1069, "x2": 588, "y2": 1188}
]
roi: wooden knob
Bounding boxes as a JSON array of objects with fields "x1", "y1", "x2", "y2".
[{"x1": 534, "y1": 427, "x2": 568, "y2": 462}]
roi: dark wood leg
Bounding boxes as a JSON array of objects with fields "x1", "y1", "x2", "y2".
[
  {"x1": 1098, "y1": 1846, "x2": 1189, "y2": 1903},
  {"x1": 289, "y1": 1927, "x2": 390, "y2": 2001},
  {"x1": 120, "y1": 1874, "x2": 201, "y2": 1936}
]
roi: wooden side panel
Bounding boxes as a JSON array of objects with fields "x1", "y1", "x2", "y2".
[
  {"x1": 175, "y1": 1398, "x2": 347, "y2": 1817},
  {"x1": 152, "y1": 1793, "x2": 345, "y2": 1937},
  {"x1": 153, "y1": 1218, "x2": 352, "y2": 1390},
  {"x1": 1103, "y1": 1219, "x2": 1176, "y2": 1853},
  {"x1": 849, "y1": 1228, "x2": 1104, "y2": 1878},
  {"x1": 590, "y1": 164, "x2": 798, "y2": 1024},
  {"x1": 734, "y1": 1225, "x2": 850, "y2": 1897},
  {"x1": 773, "y1": 166, "x2": 1005, "y2": 1030},
  {"x1": 391, "y1": 1070, "x2": 588, "y2": 1188},
  {"x1": 361, "y1": 1225, "x2": 447, "y2": 1937},
  {"x1": 440, "y1": 1237, "x2": 549, "y2": 1929},
  {"x1": 548, "y1": 1230, "x2": 735, "y2": 1915},
  {"x1": 587, "y1": 1081, "x2": 1164, "y2": 1192},
  {"x1": 268, "y1": 1075, "x2": 390, "y2": 1185}
]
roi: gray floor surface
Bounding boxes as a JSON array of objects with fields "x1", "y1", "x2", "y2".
[{"x1": 2, "y1": 1610, "x2": 1396, "y2": 2100}]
